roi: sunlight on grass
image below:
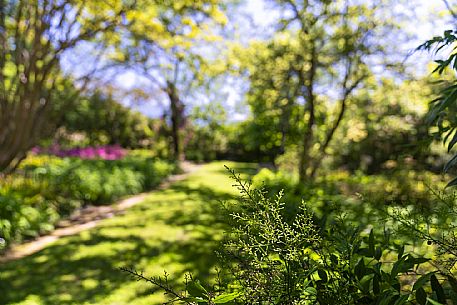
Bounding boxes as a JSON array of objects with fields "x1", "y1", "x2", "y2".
[{"x1": 0, "y1": 161, "x2": 257, "y2": 305}]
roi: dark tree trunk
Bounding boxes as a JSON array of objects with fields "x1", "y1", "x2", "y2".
[
  {"x1": 298, "y1": 45, "x2": 317, "y2": 184},
  {"x1": 166, "y1": 81, "x2": 185, "y2": 161}
]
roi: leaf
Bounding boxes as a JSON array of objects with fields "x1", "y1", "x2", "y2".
[
  {"x1": 373, "y1": 274, "x2": 380, "y2": 295},
  {"x1": 318, "y1": 269, "x2": 328, "y2": 283},
  {"x1": 182, "y1": 297, "x2": 206, "y2": 304},
  {"x1": 393, "y1": 294, "x2": 409, "y2": 305},
  {"x1": 368, "y1": 229, "x2": 375, "y2": 256},
  {"x1": 405, "y1": 256, "x2": 429, "y2": 265},
  {"x1": 391, "y1": 255, "x2": 409, "y2": 278},
  {"x1": 445, "y1": 175, "x2": 457, "y2": 188},
  {"x1": 413, "y1": 272, "x2": 435, "y2": 291},
  {"x1": 416, "y1": 288, "x2": 427, "y2": 305},
  {"x1": 438, "y1": 87, "x2": 457, "y2": 112},
  {"x1": 447, "y1": 275, "x2": 457, "y2": 294},
  {"x1": 359, "y1": 274, "x2": 373, "y2": 294},
  {"x1": 305, "y1": 286, "x2": 317, "y2": 296},
  {"x1": 397, "y1": 245, "x2": 404, "y2": 260},
  {"x1": 355, "y1": 258, "x2": 366, "y2": 280},
  {"x1": 379, "y1": 292, "x2": 397, "y2": 305},
  {"x1": 444, "y1": 153, "x2": 457, "y2": 173},
  {"x1": 375, "y1": 246, "x2": 382, "y2": 261},
  {"x1": 447, "y1": 130, "x2": 457, "y2": 152},
  {"x1": 427, "y1": 298, "x2": 445, "y2": 305},
  {"x1": 430, "y1": 274, "x2": 446, "y2": 304},
  {"x1": 187, "y1": 280, "x2": 208, "y2": 298},
  {"x1": 358, "y1": 247, "x2": 372, "y2": 257},
  {"x1": 214, "y1": 292, "x2": 241, "y2": 304}
]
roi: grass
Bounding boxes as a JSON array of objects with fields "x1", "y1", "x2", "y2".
[{"x1": 0, "y1": 161, "x2": 257, "y2": 305}]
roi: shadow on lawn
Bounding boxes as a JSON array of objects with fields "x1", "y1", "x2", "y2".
[{"x1": 0, "y1": 162, "x2": 256, "y2": 305}]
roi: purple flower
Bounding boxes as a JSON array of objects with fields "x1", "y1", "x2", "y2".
[{"x1": 32, "y1": 145, "x2": 127, "y2": 160}]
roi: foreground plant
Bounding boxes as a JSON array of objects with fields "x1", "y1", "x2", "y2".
[{"x1": 122, "y1": 167, "x2": 455, "y2": 304}]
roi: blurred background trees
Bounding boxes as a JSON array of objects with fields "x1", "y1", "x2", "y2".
[
  {"x1": 1, "y1": 0, "x2": 449, "y2": 179},
  {"x1": 0, "y1": 0, "x2": 131, "y2": 173}
]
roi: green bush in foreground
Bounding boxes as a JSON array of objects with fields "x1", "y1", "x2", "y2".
[
  {"x1": 0, "y1": 153, "x2": 177, "y2": 248},
  {"x1": 123, "y1": 168, "x2": 457, "y2": 304}
]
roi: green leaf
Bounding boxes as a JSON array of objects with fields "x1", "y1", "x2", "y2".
[
  {"x1": 318, "y1": 269, "x2": 328, "y2": 283},
  {"x1": 305, "y1": 286, "x2": 317, "y2": 296},
  {"x1": 416, "y1": 287, "x2": 427, "y2": 305},
  {"x1": 405, "y1": 255, "x2": 429, "y2": 265},
  {"x1": 391, "y1": 255, "x2": 409, "y2": 278},
  {"x1": 445, "y1": 175, "x2": 457, "y2": 188},
  {"x1": 447, "y1": 275, "x2": 457, "y2": 294},
  {"x1": 413, "y1": 272, "x2": 435, "y2": 291},
  {"x1": 444, "y1": 153, "x2": 457, "y2": 173},
  {"x1": 187, "y1": 280, "x2": 208, "y2": 298},
  {"x1": 359, "y1": 274, "x2": 373, "y2": 294},
  {"x1": 375, "y1": 246, "x2": 382, "y2": 261},
  {"x1": 379, "y1": 292, "x2": 397, "y2": 305},
  {"x1": 397, "y1": 245, "x2": 404, "y2": 260},
  {"x1": 355, "y1": 258, "x2": 366, "y2": 280},
  {"x1": 393, "y1": 294, "x2": 409, "y2": 305},
  {"x1": 430, "y1": 274, "x2": 446, "y2": 304},
  {"x1": 448, "y1": 130, "x2": 457, "y2": 152},
  {"x1": 213, "y1": 292, "x2": 241, "y2": 304},
  {"x1": 439, "y1": 87, "x2": 457, "y2": 111},
  {"x1": 427, "y1": 298, "x2": 445, "y2": 305},
  {"x1": 373, "y1": 274, "x2": 380, "y2": 295},
  {"x1": 368, "y1": 229, "x2": 375, "y2": 256}
]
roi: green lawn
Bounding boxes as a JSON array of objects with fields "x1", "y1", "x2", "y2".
[{"x1": 0, "y1": 161, "x2": 257, "y2": 305}]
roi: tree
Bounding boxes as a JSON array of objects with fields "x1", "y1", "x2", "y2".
[
  {"x1": 102, "y1": 0, "x2": 228, "y2": 160},
  {"x1": 0, "y1": 0, "x2": 129, "y2": 173},
  {"x1": 236, "y1": 0, "x2": 400, "y2": 182},
  {"x1": 186, "y1": 102, "x2": 228, "y2": 161},
  {"x1": 57, "y1": 91, "x2": 158, "y2": 148},
  {"x1": 335, "y1": 78, "x2": 432, "y2": 173}
]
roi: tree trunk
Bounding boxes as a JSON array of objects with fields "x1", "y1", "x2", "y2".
[
  {"x1": 298, "y1": 46, "x2": 317, "y2": 184},
  {"x1": 309, "y1": 92, "x2": 348, "y2": 179},
  {"x1": 166, "y1": 81, "x2": 185, "y2": 161},
  {"x1": 309, "y1": 66, "x2": 364, "y2": 179}
]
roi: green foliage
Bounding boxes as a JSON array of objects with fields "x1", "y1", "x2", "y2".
[
  {"x1": 334, "y1": 78, "x2": 433, "y2": 174},
  {"x1": 388, "y1": 189, "x2": 457, "y2": 277},
  {"x1": 54, "y1": 91, "x2": 165, "y2": 150},
  {"x1": 251, "y1": 167, "x2": 448, "y2": 228},
  {"x1": 185, "y1": 103, "x2": 229, "y2": 162},
  {"x1": 124, "y1": 168, "x2": 456, "y2": 304},
  {"x1": 0, "y1": 153, "x2": 177, "y2": 247},
  {"x1": 0, "y1": 176, "x2": 59, "y2": 244},
  {"x1": 419, "y1": 29, "x2": 457, "y2": 186},
  {"x1": 226, "y1": 0, "x2": 404, "y2": 180}
]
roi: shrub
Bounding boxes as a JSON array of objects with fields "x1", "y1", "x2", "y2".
[
  {"x1": 0, "y1": 177, "x2": 59, "y2": 244},
  {"x1": 251, "y1": 167, "x2": 449, "y2": 228},
  {"x1": 0, "y1": 153, "x2": 177, "y2": 248}
]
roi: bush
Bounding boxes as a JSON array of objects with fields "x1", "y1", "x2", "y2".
[
  {"x1": 0, "y1": 176, "x2": 59, "y2": 244},
  {"x1": 251, "y1": 167, "x2": 449, "y2": 226},
  {"x1": 0, "y1": 153, "x2": 177, "y2": 247}
]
